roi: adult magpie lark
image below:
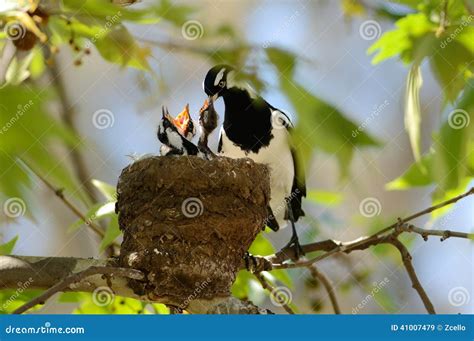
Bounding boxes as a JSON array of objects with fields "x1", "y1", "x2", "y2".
[{"x1": 203, "y1": 64, "x2": 306, "y2": 258}]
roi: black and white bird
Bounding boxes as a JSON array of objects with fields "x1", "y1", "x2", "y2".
[
  {"x1": 157, "y1": 106, "x2": 199, "y2": 156},
  {"x1": 203, "y1": 64, "x2": 306, "y2": 258}
]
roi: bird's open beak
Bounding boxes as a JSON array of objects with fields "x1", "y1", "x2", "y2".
[
  {"x1": 162, "y1": 106, "x2": 172, "y2": 120},
  {"x1": 173, "y1": 103, "x2": 190, "y2": 134},
  {"x1": 210, "y1": 94, "x2": 218, "y2": 102}
]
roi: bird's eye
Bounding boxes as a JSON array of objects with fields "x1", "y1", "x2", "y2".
[{"x1": 218, "y1": 80, "x2": 226, "y2": 88}]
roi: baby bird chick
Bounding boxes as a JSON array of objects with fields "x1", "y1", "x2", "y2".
[
  {"x1": 157, "y1": 106, "x2": 198, "y2": 156},
  {"x1": 198, "y1": 98, "x2": 219, "y2": 155}
]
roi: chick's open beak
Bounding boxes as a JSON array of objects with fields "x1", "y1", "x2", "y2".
[{"x1": 173, "y1": 103, "x2": 191, "y2": 134}]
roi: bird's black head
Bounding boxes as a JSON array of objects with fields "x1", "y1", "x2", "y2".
[{"x1": 203, "y1": 64, "x2": 234, "y2": 99}]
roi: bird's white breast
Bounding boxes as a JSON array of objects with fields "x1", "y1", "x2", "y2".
[{"x1": 219, "y1": 123, "x2": 294, "y2": 228}]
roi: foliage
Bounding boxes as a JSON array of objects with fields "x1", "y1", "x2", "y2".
[
  {"x1": 0, "y1": 0, "x2": 472, "y2": 314},
  {"x1": 368, "y1": 0, "x2": 473, "y2": 209}
]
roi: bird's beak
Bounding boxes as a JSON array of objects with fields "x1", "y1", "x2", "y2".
[
  {"x1": 162, "y1": 106, "x2": 171, "y2": 120},
  {"x1": 210, "y1": 94, "x2": 218, "y2": 102},
  {"x1": 173, "y1": 103, "x2": 190, "y2": 134}
]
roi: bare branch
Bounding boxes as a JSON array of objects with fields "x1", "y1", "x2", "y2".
[
  {"x1": 247, "y1": 187, "x2": 474, "y2": 271},
  {"x1": 48, "y1": 58, "x2": 99, "y2": 206},
  {"x1": 254, "y1": 272, "x2": 295, "y2": 314},
  {"x1": 307, "y1": 265, "x2": 341, "y2": 314},
  {"x1": 13, "y1": 266, "x2": 144, "y2": 314},
  {"x1": 388, "y1": 238, "x2": 436, "y2": 314},
  {"x1": 0, "y1": 255, "x2": 270, "y2": 314}
]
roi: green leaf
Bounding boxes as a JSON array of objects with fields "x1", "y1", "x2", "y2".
[
  {"x1": 433, "y1": 80, "x2": 474, "y2": 192},
  {"x1": 306, "y1": 190, "x2": 344, "y2": 206},
  {"x1": 231, "y1": 270, "x2": 253, "y2": 299},
  {"x1": 91, "y1": 179, "x2": 116, "y2": 201},
  {"x1": 274, "y1": 74, "x2": 379, "y2": 177},
  {"x1": 149, "y1": 303, "x2": 170, "y2": 314},
  {"x1": 431, "y1": 177, "x2": 472, "y2": 218},
  {"x1": 5, "y1": 52, "x2": 34, "y2": 85},
  {"x1": 152, "y1": 0, "x2": 195, "y2": 26},
  {"x1": 0, "y1": 236, "x2": 18, "y2": 255},
  {"x1": 249, "y1": 233, "x2": 275, "y2": 255},
  {"x1": 68, "y1": 202, "x2": 111, "y2": 232},
  {"x1": 0, "y1": 85, "x2": 81, "y2": 200},
  {"x1": 368, "y1": 13, "x2": 436, "y2": 64},
  {"x1": 430, "y1": 40, "x2": 473, "y2": 102},
  {"x1": 404, "y1": 63, "x2": 423, "y2": 162},
  {"x1": 61, "y1": 0, "x2": 162, "y2": 24},
  {"x1": 386, "y1": 152, "x2": 434, "y2": 190},
  {"x1": 265, "y1": 47, "x2": 296, "y2": 77},
  {"x1": 94, "y1": 25, "x2": 151, "y2": 70},
  {"x1": 99, "y1": 215, "x2": 121, "y2": 251},
  {"x1": 0, "y1": 289, "x2": 43, "y2": 314},
  {"x1": 271, "y1": 269, "x2": 293, "y2": 289},
  {"x1": 58, "y1": 292, "x2": 87, "y2": 303}
]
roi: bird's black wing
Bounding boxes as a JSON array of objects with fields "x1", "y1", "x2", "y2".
[{"x1": 289, "y1": 146, "x2": 306, "y2": 221}]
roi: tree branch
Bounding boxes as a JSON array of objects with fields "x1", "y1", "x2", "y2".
[
  {"x1": 254, "y1": 272, "x2": 294, "y2": 314},
  {"x1": 13, "y1": 266, "x2": 144, "y2": 314},
  {"x1": 388, "y1": 238, "x2": 436, "y2": 314},
  {"x1": 307, "y1": 265, "x2": 341, "y2": 314},
  {"x1": 48, "y1": 58, "x2": 99, "y2": 206},
  {"x1": 0, "y1": 255, "x2": 269, "y2": 314},
  {"x1": 19, "y1": 159, "x2": 121, "y2": 248},
  {"x1": 247, "y1": 187, "x2": 474, "y2": 271}
]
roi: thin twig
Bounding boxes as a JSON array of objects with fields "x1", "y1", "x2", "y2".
[
  {"x1": 397, "y1": 223, "x2": 472, "y2": 241},
  {"x1": 19, "y1": 159, "x2": 120, "y2": 247},
  {"x1": 374, "y1": 187, "x2": 474, "y2": 237},
  {"x1": 47, "y1": 57, "x2": 117, "y2": 257},
  {"x1": 388, "y1": 238, "x2": 436, "y2": 314},
  {"x1": 254, "y1": 272, "x2": 295, "y2": 314},
  {"x1": 13, "y1": 266, "x2": 145, "y2": 314},
  {"x1": 307, "y1": 265, "x2": 341, "y2": 314},
  {"x1": 49, "y1": 58, "x2": 98, "y2": 206}
]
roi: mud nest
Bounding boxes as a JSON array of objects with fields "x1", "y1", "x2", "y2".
[{"x1": 116, "y1": 156, "x2": 270, "y2": 307}]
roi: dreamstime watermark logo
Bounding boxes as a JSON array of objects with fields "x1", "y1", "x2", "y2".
[
  {"x1": 272, "y1": 111, "x2": 291, "y2": 130},
  {"x1": 448, "y1": 109, "x2": 470, "y2": 130},
  {"x1": 263, "y1": 189, "x2": 301, "y2": 226},
  {"x1": 270, "y1": 286, "x2": 293, "y2": 307},
  {"x1": 181, "y1": 20, "x2": 204, "y2": 40},
  {"x1": 3, "y1": 197, "x2": 26, "y2": 218},
  {"x1": 179, "y1": 278, "x2": 211, "y2": 309},
  {"x1": 92, "y1": 109, "x2": 115, "y2": 130},
  {"x1": 92, "y1": 286, "x2": 115, "y2": 306},
  {"x1": 181, "y1": 197, "x2": 204, "y2": 218},
  {"x1": 440, "y1": 15, "x2": 474, "y2": 48},
  {"x1": 359, "y1": 20, "x2": 382, "y2": 41},
  {"x1": 4, "y1": 21, "x2": 26, "y2": 41},
  {"x1": 359, "y1": 197, "x2": 381, "y2": 218},
  {"x1": 2, "y1": 277, "x2": 34, "y2": 311},
  {"x1": 352, "y1": 100, "x2": 389, "y2": 138},
  {"x1": 0, "y1": 101, "x2": 34, "y2": 135},
  {"x1": 85, "y1": 11, "x2": 123, "y2": 47},
  {"x1": 448, "y1": 286, "x2": 470, "y2": 307},
  {"x1": 352, "y1": 277, "x2": 390, "y2": 314}
]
